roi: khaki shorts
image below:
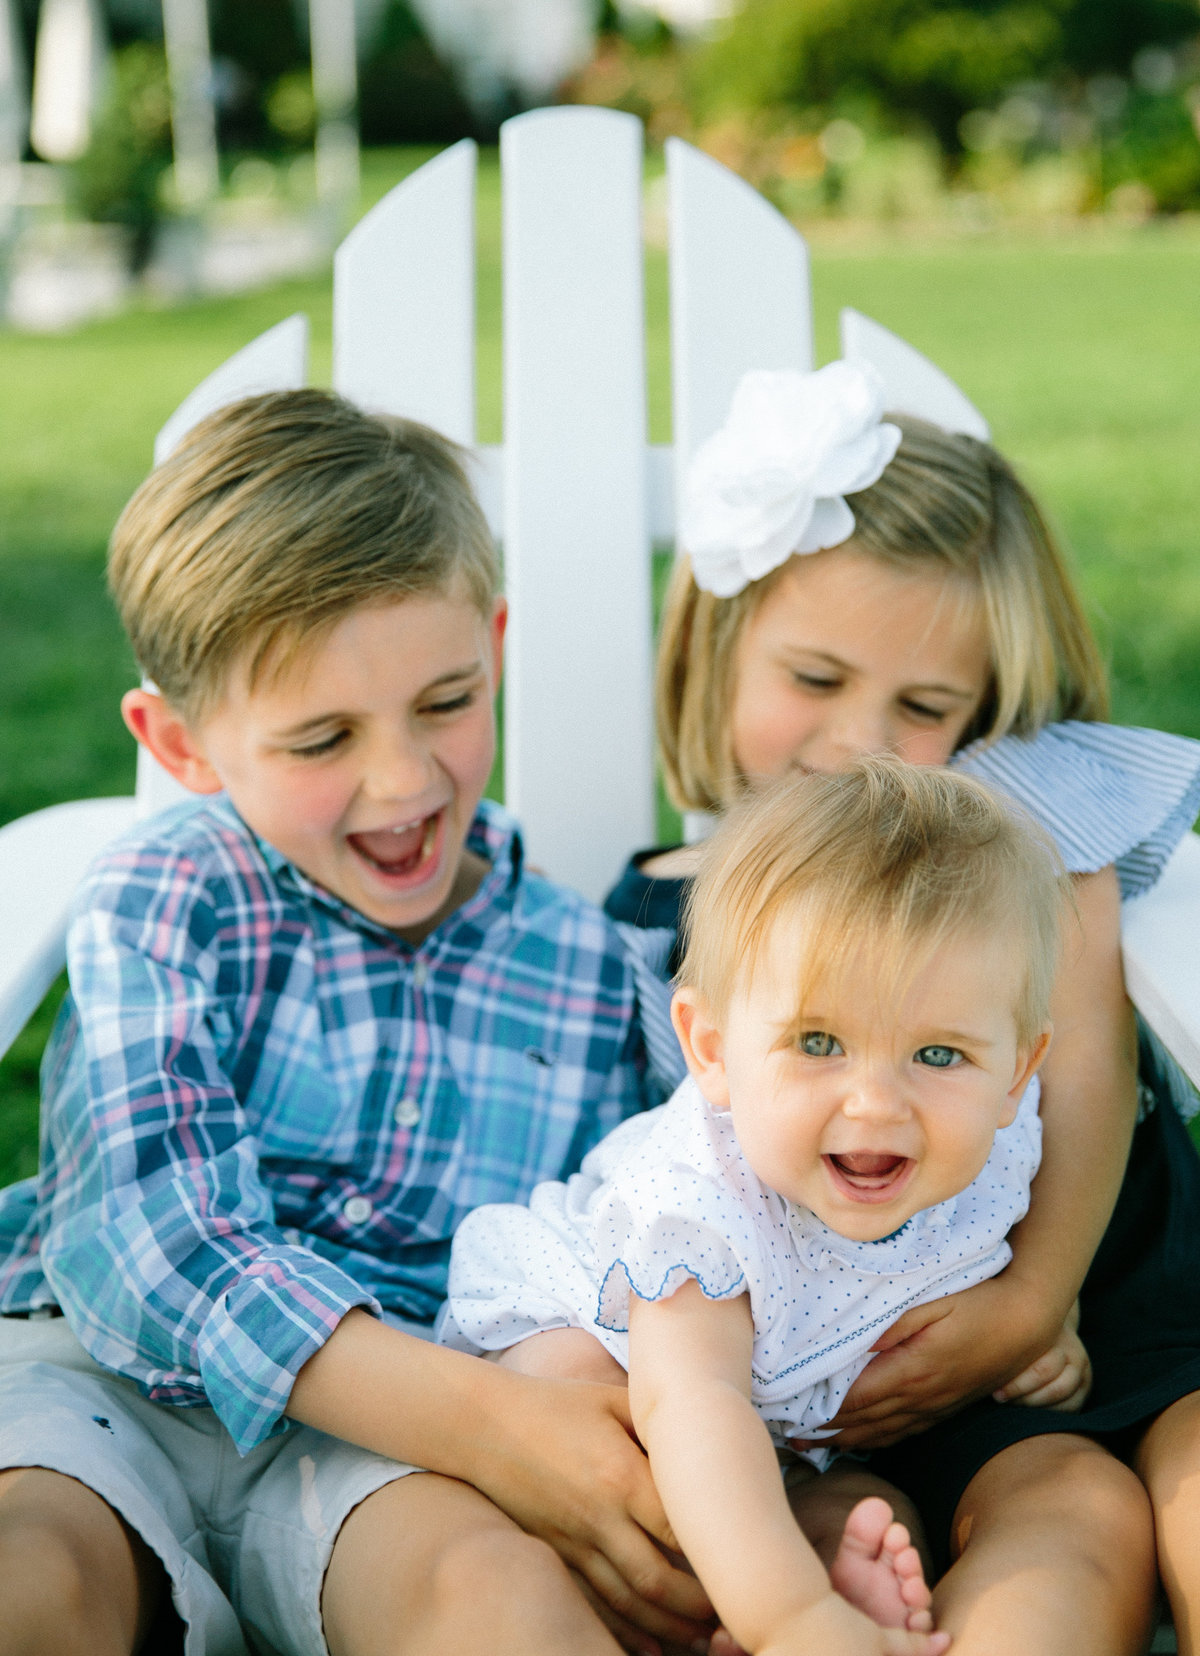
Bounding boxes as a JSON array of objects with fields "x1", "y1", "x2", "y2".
[{"x1": 0, "y1": 1315, "x2": 420, "y2": 1656}]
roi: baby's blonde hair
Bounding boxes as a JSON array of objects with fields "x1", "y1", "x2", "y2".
[
  {"x1": 658, "y1": 416, "x2": 1109, "y2": 814},
  {"x1": 109, "y1": 389, "x2": 498, "y2": 721},
  {"x1": 678, "y1": 757, "x2": 1070, "y2": 1049}
]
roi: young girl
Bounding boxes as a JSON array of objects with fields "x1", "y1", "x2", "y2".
[
  {"x1": 441, "y1": 759, "x2": 1080, "y2": 1656},
  {"x1": 604, "y1": 360, "x2": 1200, "y2": 1655}
]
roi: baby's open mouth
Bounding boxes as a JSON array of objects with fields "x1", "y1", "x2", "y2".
[
  {"x1": 347, "y1": 812, "x2": 440, "y2": 879},
  {"x1": 824, "y1": 1151, "x2": 913, "y2": 1202}
]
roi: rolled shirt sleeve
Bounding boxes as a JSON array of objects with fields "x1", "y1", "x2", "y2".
[{"x1": 41, "y1": 879, "x2": 380, "y2": 1453}]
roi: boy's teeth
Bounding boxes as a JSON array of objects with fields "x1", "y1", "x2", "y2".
[{"x1": 349, "y1": 812, "x2": 439, "y2": 873}]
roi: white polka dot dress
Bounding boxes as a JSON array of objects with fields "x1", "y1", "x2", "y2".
[{"x1": 439, "y1": 1075, "x2": 1040, "y2": 1443}]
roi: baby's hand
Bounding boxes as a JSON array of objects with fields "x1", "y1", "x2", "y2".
[
  {"x1": 993, "y1": 1300, "x2": 1092, "y2": 1410},
  {"x1": 759, "y1": 1590, "x2": 950, "y2": 1656}
]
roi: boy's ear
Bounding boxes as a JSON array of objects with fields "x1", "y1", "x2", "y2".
[
  {"x1": 121, "y1": 689, "x2": 224, "y2": 796},
  {"x1": 1000, "y1": 1025, "x2": 1053, "y2": 1127},
  {"x1": 489, "y1": 597, "x2": 508, "y2": 686},
  {"x1": 671, "y1": 986, "x2": 731, "y2": 1109}
]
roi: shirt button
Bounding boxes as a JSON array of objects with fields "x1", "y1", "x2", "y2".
[
  {"x1": 411, "y1": 960, "x2": 428, "y2": 989},
  {"x1": 342, "y1": 1195, "x2": 373, "y2": 1226},
  {"x1": 394, "y1": 1098, "x2": 421, "y2": 1129}
]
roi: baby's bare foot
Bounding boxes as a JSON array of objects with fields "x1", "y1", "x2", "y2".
[{"x1": 829, "y1": 1496, "x2": 936, "y2": 1633}]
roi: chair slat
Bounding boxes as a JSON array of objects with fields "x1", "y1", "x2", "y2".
[
  {"x1": 333, "y1": 139, "x2": 476, "y2": 444},
  {"x1": 666, "y1": 137, "x2": 812, "y2": 501},
  {"x1": 1122, "y1": 833, "x2": 1200, "y2": 1093},
  {"x1": 153, "y1": 313, "x2": 309, "y2": 464},
  {"x1": 840, "y1": 309, "x2": 990, "y2": 440},
  {"x1": 0, "y1": 798, "x2": 138, "y2": 1056},
  {"x1": 501, "y1": 107, "x2": 654, "y2": 902}
]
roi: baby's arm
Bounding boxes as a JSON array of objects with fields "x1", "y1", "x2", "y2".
[
  {"x1": 828, "y1": 867, "x2": 1136, "y2": 1447},
  {"x1": 627, "y1": 1280, "x2": 948, "y2": 1656}
]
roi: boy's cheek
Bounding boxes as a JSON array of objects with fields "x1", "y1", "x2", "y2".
[{"x1": 448, "y1": 714, "x2": 499, "y2": 795}]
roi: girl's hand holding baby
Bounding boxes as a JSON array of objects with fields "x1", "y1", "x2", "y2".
[
  {"x1": 993, "y1": 1300, "x2": 1092, "y2": 1410},
  {"x1": 813, "y1": 1282, "x2": 1092, "y2": 1448},
  {"x1": 817, "y1": 1273, "x2": 1061, "y2": 1448}
]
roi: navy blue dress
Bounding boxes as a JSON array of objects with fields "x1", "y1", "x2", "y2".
[{"x1": 605, "y1": 721, "x2": 1200, "y2": 1566}]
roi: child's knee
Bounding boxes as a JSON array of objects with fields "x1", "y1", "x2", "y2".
[
  {"x1": 429, "y1": 1522, "x2": 569, "y2": 1609},
  {"x1": 958, "y1": 1437, "x2": 1153, "y2": 1561},
  {"x1": 0, "y1": 1467, "x2": 156, "y2": 1650}
]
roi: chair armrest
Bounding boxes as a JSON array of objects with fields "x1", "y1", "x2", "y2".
[
  {"x1": 0, "y1": 798, "x2": 138, "y2": 1060},
  {"x1": 1122, "y1": 832, "x2": 1200, "y2": 1095}
]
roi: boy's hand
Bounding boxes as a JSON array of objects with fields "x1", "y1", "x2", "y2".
[
  {"x1": 992, "y1": 1301, "x2": 1092, "y2": 1410},
  {"x1": 470, "y1": 1372, "x2": 714, "y2": 1648},
  {"x1": 809, "y1": 1276, "x2": 1060, "y2": 1449},
  {"x1": 287, "y1": 1312, "x2": 712, "y2": 1651}
]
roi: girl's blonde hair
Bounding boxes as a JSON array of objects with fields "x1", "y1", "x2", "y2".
[
  {"x1": 678, "y1": 756, "x2": 1070, "y2": 1049},
  {"x1": 658, "y1": 415, "x2": 1109, "y2": 814}
]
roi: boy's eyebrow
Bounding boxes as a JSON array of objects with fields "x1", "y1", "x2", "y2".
[
  {"x1": 781, "y1": 646, "x2": 978, "y2": 700},
  {"x1": 272, "y1": 663, "x2": 487, "y2": 739}
]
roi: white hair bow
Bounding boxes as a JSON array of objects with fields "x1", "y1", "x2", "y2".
[{"x1": 680, "y1": 361, "x2": 902, "y2": 598}]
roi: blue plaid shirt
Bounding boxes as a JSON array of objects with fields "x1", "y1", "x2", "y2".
[{"x1": 0, "y1": 797, "x2": 663, "y2": 1453}]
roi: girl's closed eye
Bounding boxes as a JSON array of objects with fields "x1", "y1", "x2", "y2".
[
  {"x1": 915, "y1": 1044, "x2": 963, "y2": 1068},
  {"x1": 900, "y1": 698, "x2": 950, "y2": 723}
]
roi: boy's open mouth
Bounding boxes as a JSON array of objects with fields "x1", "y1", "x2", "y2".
[
  {"x1": 347, "y1": 812, "x2": 441, "y2": 883},
  {"x1": 824, "y1": 1151, "x2": 914, "y2": 1203}
]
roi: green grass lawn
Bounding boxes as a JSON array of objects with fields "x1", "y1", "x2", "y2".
[{"x1": 2, "y1": 148, "x2": 1199, "y2": 1184}]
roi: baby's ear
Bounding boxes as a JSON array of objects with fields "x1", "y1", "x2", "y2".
[
  {"x1": 671, "y1": 986, "x2": 730, "y2": 1109},
  {"x1": 121, "y1": 689, "x2": 224, "y2": 795},
  {"x1": 1000, "y1": 1025, "x2": 1053, "y2": 1127}
]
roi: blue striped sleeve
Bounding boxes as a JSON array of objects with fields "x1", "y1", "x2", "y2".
[
  {"x1": 615, "y1": 924, "x2": 687, "y2": 1095},
  {"x1": 955, "y1": 721, "x2": 1200, "y2": 898}
]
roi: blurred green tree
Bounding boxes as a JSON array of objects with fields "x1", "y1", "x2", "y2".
[
  {"x1": 694, "y1": 0, "x2": 1199, "y2": 156},
  {"x1": 70, "y1": 42, "x2": 172, "y2": 273}
]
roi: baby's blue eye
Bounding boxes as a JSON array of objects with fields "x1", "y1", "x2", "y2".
[
  {"x1": 916, "y1": 1045, "x2": 961, "y2": 1068},
  {"x1": 798, "y1": 1031, "x2": 842, "y2": 1058}
]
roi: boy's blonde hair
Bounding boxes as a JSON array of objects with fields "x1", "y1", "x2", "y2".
[
  {"x1": 678, "y1": 757, "x2": 1070, "y2": 1048},
  {"x1": 658, "y1": 415, "x2": 1109, "y2": 813},
  {"x1": 108, "y1": 389, "x2": 498, "y2": 720}
]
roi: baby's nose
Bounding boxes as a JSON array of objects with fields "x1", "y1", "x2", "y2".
[{"x1": 843, "y1": 1074, "x2": 911, "y2": 1121}]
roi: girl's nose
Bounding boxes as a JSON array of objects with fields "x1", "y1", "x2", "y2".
[{"x1": 831, "y1": 703, "x2": 892, "y2": 761}]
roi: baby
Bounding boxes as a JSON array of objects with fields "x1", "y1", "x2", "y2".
[{"x1": 438, "y1": 758, "x2": 1081, "y2": 1656}]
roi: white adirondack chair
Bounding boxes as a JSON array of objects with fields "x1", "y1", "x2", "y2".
[{"x1": 1, "y1": 105, "x2": 1199, "y2": 1109}]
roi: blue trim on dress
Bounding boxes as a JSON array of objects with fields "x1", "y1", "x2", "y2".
[{"x1": 595, "y1": 1256, "x2": 746, "y2": 1333}]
